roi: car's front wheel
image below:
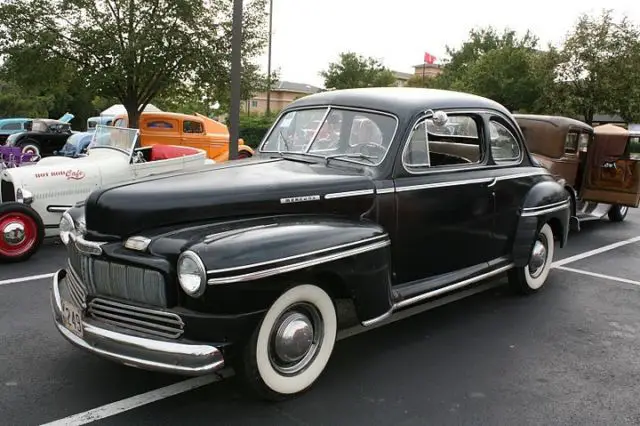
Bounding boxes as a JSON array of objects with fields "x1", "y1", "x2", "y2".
[
  {"x1": 241, "y1": 284, "x2": 337, "y2": 401},
  {"x1": 0, "y1": 203, "x2": 45, "y2": 262},
  {"x1": 17, "y1": 139, "x2": 41, "y2": 158},
  {"x1": 509, "y1": 223, "x2": 554, "y2": 294}
]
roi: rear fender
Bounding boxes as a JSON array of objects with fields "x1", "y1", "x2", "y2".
[
  {"x1": 512, "y1": 179, "x2": 571, "y2": 267},
  {"x1": 184, "y1": 215, "x2": 394, "y2": 324}
]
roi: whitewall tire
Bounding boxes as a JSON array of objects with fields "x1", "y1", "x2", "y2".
[
  {"x1": 241, "y1": 284, "x2": 337, "y2": 400},
  {"x1": 509, "y1": 223, "x2": 554, "y2": 294}
]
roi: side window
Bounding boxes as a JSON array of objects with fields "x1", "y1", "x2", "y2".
[
  {"x1": 1, "y1": 122, "x2": 22, "y2": 131},
  {"x1": 183, "y1": 120, "x2": 204, "y2": 134},
  {"x1": 146, "y1": 120, "x2": 174, "y2": 129},
  {"x1": 564, "y1": 131, "x2": 579, "y2": 154},
  {"x1": 489, "y1": 120, "x2": 521, "y2": 163},
  {"x1": 403, "y1": 114, "x2": 483, "y2": 169}
]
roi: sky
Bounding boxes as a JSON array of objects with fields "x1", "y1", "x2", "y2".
[{"x1": 253, "y1": 0, "x2": 640, "y2": 88}]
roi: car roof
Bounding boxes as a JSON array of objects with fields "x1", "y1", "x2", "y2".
[
  {"x1": 513, "y1": 114, "x2": 593, "y2": 132},
  {"x1": 140, "y1": 112, "x2": 202, "y2": 121},
  {"x1": 285, "y1": 87, "x2": 513, "y2": 118},
  {"x1": 0, "y1": 118, "x2": 29, "y2": 124}
]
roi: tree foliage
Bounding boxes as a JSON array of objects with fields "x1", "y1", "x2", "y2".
[
  {"x1": 554, "y1": 10, "x2": 640, "y2": 124},
  {"x1": 0, "y1": 0, "x2": 271, "y2": 128},
  {"x1": 320, "y1": 52, "x2": 396, "y2": 90}
]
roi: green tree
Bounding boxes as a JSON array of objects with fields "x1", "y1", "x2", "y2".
[
  {"x1": 0, "y1": 0, "x2": 271, "y2": 128},
  {"x1": 320, "y1": 52, "x2": 396, "y2": 89},
  {"x1": 0, "y1": 80, "x2": 51, "y2": 117},
  {"x1": 553, "y1": 9, "x2": 638, "y2": 124}
]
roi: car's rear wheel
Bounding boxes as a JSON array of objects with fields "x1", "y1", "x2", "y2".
[
  {"x1": 0, "y1": 203, "x2": 45, "y2": 262},
  {"x1": 240, "y1": 284, "x2": 337, "y2": 401},
  {"x1": 608, "y1": 205, "x2": 629, "y2": 222},
  {"x1": 18, "y1": 139, "x2": 41, "y2": 158},
  {"x1": 508, "y1": 223, "x2": 554, "y2": 294}
]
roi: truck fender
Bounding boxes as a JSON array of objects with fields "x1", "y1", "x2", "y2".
[
  {"x1": 512, "y1": 179, "x2": 571, "y2": 267},
  {"x1": 184, "y1": 215, "x2": 394, "y2": 324}
]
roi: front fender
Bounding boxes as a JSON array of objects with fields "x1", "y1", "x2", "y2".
[
  {"x1": 168, "y1": 215, "x2": 394, "y2": 324},
  {"x1": 512, "y1": 179, "x2": 571, "y2": 267}
]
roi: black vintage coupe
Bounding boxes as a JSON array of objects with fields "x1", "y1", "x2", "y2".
[
  {"x1": 52, "y1": 88, "x2": 570, "y2": 400},
  {"x1": 5, "y1": 119, "x2": 73, "y2": 158}
]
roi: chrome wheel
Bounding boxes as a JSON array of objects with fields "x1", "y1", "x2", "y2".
[
  {"x1": 528, "y1": 237, "x2": 548, "y2": 279},
  {"x1": 619, "y1": 206, "x2": 629, "y2": 216},
  {"x1": 268, "y1": 303, "x2": 323, "y2": 376},
  {"x1": 3, "y1": 221, "x2": 26, "y2": 245}
]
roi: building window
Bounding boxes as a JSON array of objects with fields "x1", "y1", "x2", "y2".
[{"x1": 251, "y1": 100, "x2": 258, "y2": 108}]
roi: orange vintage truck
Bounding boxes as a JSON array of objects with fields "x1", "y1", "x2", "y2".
[{"x1": 112, "y1": 111, "x2": 254, "y2": 161}]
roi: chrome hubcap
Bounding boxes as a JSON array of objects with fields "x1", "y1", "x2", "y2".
[
  {"x1": 3, "y1": 222, "x2": 25, "y2": 245},
  {"x1": 529, "y1": 238, "x2": 547, "y2": 278},
  {"x1": 619, "y1": 206, "x2": 629, "y2": 216},
  {"x1": 269, "y1": 304, "x2": 323, "y2": 375}
]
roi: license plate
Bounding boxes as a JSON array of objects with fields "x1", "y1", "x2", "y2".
[{"x1": 62, "y1": 301, "x2": 83, "y2": 338}]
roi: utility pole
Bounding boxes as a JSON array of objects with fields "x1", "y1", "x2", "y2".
[
  {"x1": 228, "y1": 0, "x2": 243, "y2": 160},
  {"x1": 265, "y1": 0, "x2": 274, "y2": 116}
]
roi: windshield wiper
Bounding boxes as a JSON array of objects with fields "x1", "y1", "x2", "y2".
[
  {"x1": 277, "y1": 130, "x2": 291, "y2": 156},
  {"x1": 324, "y1": 153, "x2": 377, "y2": 165}
]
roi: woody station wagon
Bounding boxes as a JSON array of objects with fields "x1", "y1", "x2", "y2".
[{"x1": 51, "y1": 88, "x2": 570, "y2": 400}]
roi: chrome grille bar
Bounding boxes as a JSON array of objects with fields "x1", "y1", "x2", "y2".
[{"x1": 87, "y1": 298, "x2": 184, "y2": 339}]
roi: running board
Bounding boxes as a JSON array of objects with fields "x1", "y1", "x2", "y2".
[{"x1": 361, "y1": 263, "x2": 514, "y2": 327}]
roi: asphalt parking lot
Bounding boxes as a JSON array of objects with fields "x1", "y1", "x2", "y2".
[{"x1": 2, "y1": 214, "x2": 640, "y2": 426}]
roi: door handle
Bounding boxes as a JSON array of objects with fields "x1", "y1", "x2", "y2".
[{"x1": 487, "y1": 178, "x2": 497, "y2": 188}]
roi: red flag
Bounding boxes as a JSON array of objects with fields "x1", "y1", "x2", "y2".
[{"x1": 423, "y1": 52, "x2": 436, "y2": 64}]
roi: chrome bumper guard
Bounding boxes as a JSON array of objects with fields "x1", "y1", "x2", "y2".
[{"x1": 50, "y1": 269, "x2": 225, "y2": 376}]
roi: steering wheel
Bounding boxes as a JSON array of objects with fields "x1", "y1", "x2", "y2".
[{"x1": 353, "y1": 142, "x2": 386, "y2": 158}]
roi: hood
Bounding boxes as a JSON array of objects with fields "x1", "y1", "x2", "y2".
[{"x1": 85, "y1": 157, "x2": 376, "y2": 238}]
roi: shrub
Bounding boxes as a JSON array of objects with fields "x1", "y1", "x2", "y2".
[{"x1": 236, "y1": 114, "x2": 277, "y2": 148}]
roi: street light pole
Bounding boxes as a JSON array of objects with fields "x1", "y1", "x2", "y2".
[
  {"x1": 265, "y1": 0, "x2": 274, "y2": 116},
  {"x1": 228, "y1": 0, "x2": 243, "y2": 160}
]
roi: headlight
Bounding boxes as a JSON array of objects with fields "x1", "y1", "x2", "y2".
[
  {"x1": 177, "y1": 251, "x2": 207, "y2": 297},
  {"x1": 16, "y1": 188, "x2": 33, "y2": 205},
  {"x1": 59, "y1": 212, "x2": 75, "y2": 245}
]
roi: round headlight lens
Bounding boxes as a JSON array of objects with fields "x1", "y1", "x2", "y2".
[
  {"x1": 177, "y1": 251, "x2": 206, "y2": 297},
  {"x1": 59, "y1": 212, "x2": 75, "y2": 245}
]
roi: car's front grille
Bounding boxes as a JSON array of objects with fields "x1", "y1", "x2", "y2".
[
  {"x1": 67, "y1": 240, "x2": 168, "y2": 307},
  {"x1": 1, "y1": 180, "x2": 15, "y2": 202},
  {"x1": 66, "y1": 268, "x2": 88, "y2": 308},
  {"x1": 87, "y1": 298, "x2": 184, "y2": 339}
]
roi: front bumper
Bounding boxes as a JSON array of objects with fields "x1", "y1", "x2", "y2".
[{"x1": 50, "y1": 269, "x2": 225, "y2": 376}]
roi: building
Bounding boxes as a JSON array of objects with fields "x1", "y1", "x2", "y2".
[
  {"x1": 245, "y1": 80, "x2": 323, "y2": 114},
  {"x1": 412, "y1": 63, "x2": 444, "y2": 79},
  {"x1": 392, "y1": 71, "x2": 414, "y2": 87}
]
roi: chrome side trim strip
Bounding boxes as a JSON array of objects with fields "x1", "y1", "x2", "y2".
[
  {"x1": 376, "y1": 187, "x2": 395, "y2": 194},
  {"x1": 392, "y1": 264, "x2": 514, "y2": 310},
  {"x1": 325, "y1": 189, "x2": 375, "y2": 199},
  {"x1": 522, "y1": 198, "x2": 570, "y2": 212},
  {"x1": 361, "y1": 307, "x2": 393, "y2": 327},
  {"x1": 521, "y1": 200, "x2": 570, "y2": 217},
  {"x1": 207, "y1": 239, "x2": 391, "y2": 285},
  {"x1": 396, "y1": 177, "x2": 492, "y2": 192},
  {"x1": 206, "y1": 233, "x2": 389, "y2": 275}
]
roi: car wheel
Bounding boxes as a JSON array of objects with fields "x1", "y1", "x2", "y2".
[
  {"x1": 18, "y1": 140, "x2": 41, "y2": 157},
  {"x1": 508, "y1": 223, "x2": 554, "y2": 294},
  {"x1": 608, "y1": 205, "x2": 629, "y2": 222},
  {"x1": 0, "y1": 203, "x2": 45, "y2": 262},
  {"x1": 241, "y1": 284, "x2": 337, "y2": 401}
]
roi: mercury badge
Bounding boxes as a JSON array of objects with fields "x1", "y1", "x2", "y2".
[{"x1": 280, "y1": 195, "x2": 321, "y2": 204}]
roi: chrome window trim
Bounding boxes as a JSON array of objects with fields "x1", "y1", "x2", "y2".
[
  {"x1": 207, "y1": 238, "x2": 391, "y2": 285},
  {"x1": 206, "y1": 234, "x2": 389, "y2": 276},
  {"x1": 400, "y1": 108, "x2": 524, "y2": 176},
  {"x1": 258, "y1": 105, "x2": 400, "y2": 167},
  {"x1": 324, "y1": 189, "x2": 375, "y2": 199},
  {"x1": 488, "y1": 118, "x2": 523, "y2": 165}
]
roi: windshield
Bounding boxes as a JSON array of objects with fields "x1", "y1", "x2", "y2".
[
  {"x1": 87, "y1": 125, "x2": 139, "y2": 154},
  {"x1": 260, "y1": 107, "x2": 398, "y2": 165}
]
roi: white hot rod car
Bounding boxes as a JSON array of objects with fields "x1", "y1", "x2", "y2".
[{"x1": 0, "y1": 125, "x2": 214, "y2": 262}]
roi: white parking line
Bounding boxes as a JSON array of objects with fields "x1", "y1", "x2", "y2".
[
  {"x1": 0, "y1": 272, "x2": 55, "y2": 287},
  {"x1": 555, "y1": 266, "x2": 640, "y2": 287},
  {"x1": 39, "y1": 373, "x2": 232, "y2": 426},
  {"x1": 552, "y1": 235, "x2": 640, "y2": 267},
  {"x1": 34, "y1": 234, "x2": 640, "y2": 425}
]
